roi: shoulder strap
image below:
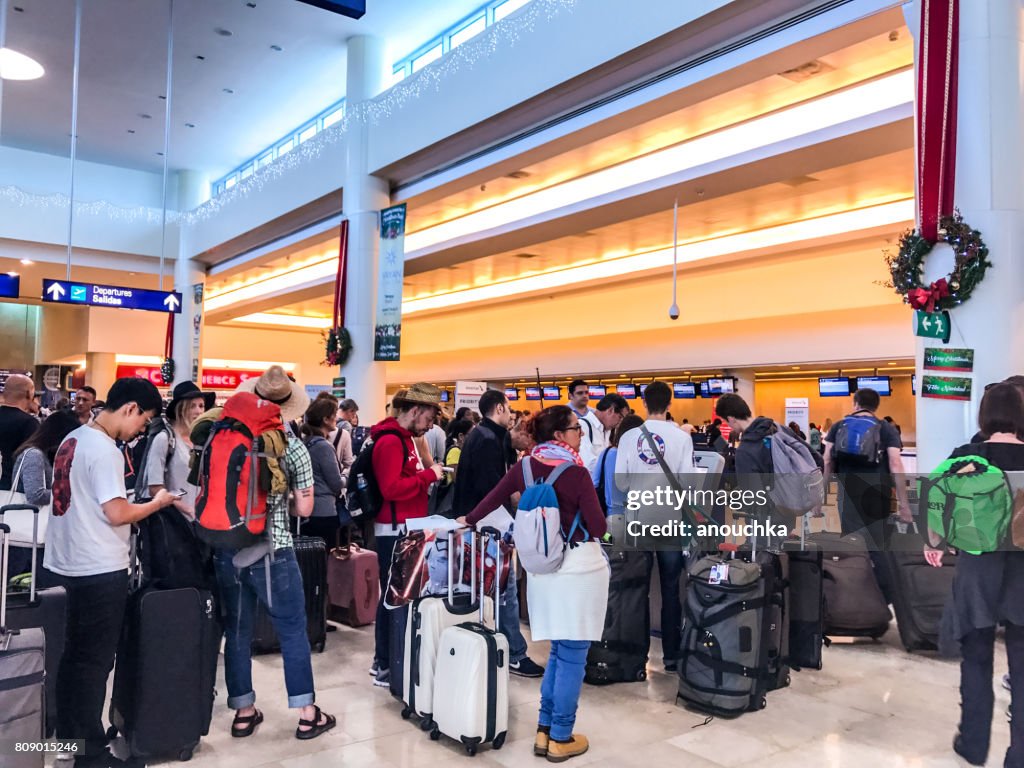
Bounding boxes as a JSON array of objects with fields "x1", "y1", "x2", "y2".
[
  {"x1": 581, "y1": 417, "x2": 594, "y2": 442},
  {"x1": 522, "y1": 457, "x2": 534, "y2": 487},
  {"x1": 545, "y1": 460, "x2": 574, "y2": 486},
  {"x1": 333, "y1": 429, "x2": 343, "y2": 450},
  {"x1": 641, "y1": 424, "x2": 682, "y2": 493}
]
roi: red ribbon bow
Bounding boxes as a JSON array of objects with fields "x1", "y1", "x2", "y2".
[{"x1": 908, "y1": 278, "x2": 950, "y2": 313}]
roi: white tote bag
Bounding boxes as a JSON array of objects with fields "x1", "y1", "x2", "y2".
[{"x1": 2, "y1": 452, "x2": 50, "y2": 547}]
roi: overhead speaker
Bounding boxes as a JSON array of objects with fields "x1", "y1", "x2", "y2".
[{"x1": 294, "y1": 0, "x2": 366, "y2": 19}]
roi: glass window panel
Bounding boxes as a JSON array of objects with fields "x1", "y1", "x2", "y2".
[
  {"x1": 240, "y1": 164, "x2": 254, "y2": 179},
  {"x1": 494, "y1": 0, "x2": 530, "y2": 22},
  {"x1": 411, "y1": 43, "x2": 442, "y2": 72},
  {"x1": 257, "y1": 151, "x2": 274, "y2": 169},
  {"x1": 322, "y1": 107, "x2": 343, "y2": 128},
  {"x1": 298, "y1": 123, "x2": 317, "y2": 144},
  {"x1": 277, "y1": 138, "x2": 295, "y2": 156},
  {"x1": 225, "y1": 174, "x2": 238, "y2": 189},
  {"x1": 450, "y1": 15, "x2": 486, "y2": 48}
]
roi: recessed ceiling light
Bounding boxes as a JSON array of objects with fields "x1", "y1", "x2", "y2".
[
  {"x1": 246, "y1": 1, "x2": 257, "y2": 6},
  {"x1": 139, "y1": 113, "x2": 152, "y2": 119},
  {"x1": 195, "y1": 54, "x2": 206, "y2": 61},
  {"x1": 792, "y1": 366, "x2": 801, "y2": 370},
  {"x1": 156, "y1": 151, "x2": 164, "y2": 156},
  {"x1": 19, "y1": 259, "x2": 32, "y2": 266},
  {"x1": 13, "y1": 6, "x2": 24, "y2": 12},
  {"x1": 222, "y1": 88, "x2": 234, "y2": 94},
  {"x1": 270, "y1": 44, "x2": 283, "y2": 52},
  {"x1": 0, "y1": 48, "x2": 45, "y2": 80},
  {"x1": 185, "y1": 122, "x2": 195, "y2": 128},
  {"x1": 126, "y1": 129, "x2": 136, "y2": 134},
  {"x1": 888, "y1": 362, "x2": 898, "y2": 366},
  {"x1": 215, "y1": 27, "x2": 233, "y2": 37},
  {"x1": 506, "y1": 170, "x2": 531, "y2": 180},
  {"x1": 158, "y1": 95, "x2": 166, "y2": 100}
]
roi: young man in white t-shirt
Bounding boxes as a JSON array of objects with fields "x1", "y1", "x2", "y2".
[
  {"x1": 44, "y1": 377, "x2": 175, "y2": 767},
  {"x1": 614, "y1": 381, "x2": 694, "y2": 672}
]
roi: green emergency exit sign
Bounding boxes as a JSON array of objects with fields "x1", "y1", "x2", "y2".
[{"x1": 913, "y1": 310, "x2": 951, "y2": 343}]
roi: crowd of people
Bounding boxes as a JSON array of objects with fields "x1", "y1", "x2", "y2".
[{"x1": 0, "y1": 369, "x2": 1020, "y2": 767}]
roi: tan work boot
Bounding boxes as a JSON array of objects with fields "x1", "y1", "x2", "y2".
[
  {"x1": 546, "y1": 734, "x2": 589, "y2": 763},
  {"x1": 534, "y1": 729, "x2": 550, "y2": 757}
]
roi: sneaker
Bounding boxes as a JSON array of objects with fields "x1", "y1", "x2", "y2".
[
  {"x1": 368, "y1": 662, "x2": 380, "y2": 677},
  {"x1": 510, "y1": 657, "x2": 544, "y2": 678},
  {"x1": 1003, "y1": 673, "x2": 1011, "y2": 692},
  {"x1": 546, "y1": 734, "x2": 589, "y2": 763},
  {"x1": 373, "y1": 668, "x2": 391, "y2": 688}
]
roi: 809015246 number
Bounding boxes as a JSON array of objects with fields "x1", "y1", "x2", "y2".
[{"x1": 4, "y1": 740, "x2": 83, "y2": 754}]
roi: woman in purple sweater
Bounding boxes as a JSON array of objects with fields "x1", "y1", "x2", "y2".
[{"x1": 466, "y1": 406, "x2": 608, "y2": 764}]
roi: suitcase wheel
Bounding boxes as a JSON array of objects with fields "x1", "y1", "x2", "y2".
[
  {"x1": 313, "y1": 640, "x2": 326, "y2": 653},
  {"x1": 461, "y1": 737, "x2": 481, "y2": 756},
  {"x1": 785, "y1": 675, "x2": 791, "y2": 687},
  {"x1": 179, "y1": 747, "x2": 194, "y2": 762},
  {"x1": 492, "y1": 732, "x2": 506, "y2": 750},
  {"x1": 106, "y1": 726, "x2": 118, "y2": 740},
  {"x1": 758, "y1": 696, "x2": 767, "y2": 710},
  {"x1": 419, "y1": 717, "x2": 434, "y2": 732},
  {"x1": 429, "y1": 726, "x2": 440, "y2": 741},
  {"x1": 400, "y1": 706, "x2": 412, "y2": 720},
  {"x1": 636, "y1": 669, "x2": 647, "y2": 682}
]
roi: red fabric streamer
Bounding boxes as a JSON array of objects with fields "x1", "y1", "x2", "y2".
[
  {"x1": 164, "y1": 312, "x2": 174, "y2": 360},
  {"x1": 908, "y1": 278, "x2": 951, "y2": 312},
  {"x1": 333, "y1": 220, "x2": 349, "y2": 329},
  {"x1": 916, "y1": 0, "x2": 959, "y2": 242}
]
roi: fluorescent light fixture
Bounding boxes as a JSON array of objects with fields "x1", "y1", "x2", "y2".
[
  {"x1": 405, "y1": 70, "x2": 914, "y2": 254},
  {"x1": 402, "y1": 200, "x2": 914, "y2": 315},
  {"x1": 0, "y1": 48, "x2": 44, "y2": 80},
  {"x1": 115, "y1": 354, "x2": 296, "y2": 370},
  {"x1": 19, "y1": 259, "x2": 33, "y2": 266},
  {"x1": 227, "y1": 313, "x2": 332, "y2": 330},
  {"x1": 205, "y1": 259, "x2": 337, "y2": 313}
]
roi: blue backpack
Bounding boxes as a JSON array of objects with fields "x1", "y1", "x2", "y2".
[
  {"x1": 511, "y1": 461, "x2": 587, "y2": 574},
  {"x1": 832, "y1": 414, "x2": 883, "y2": 465}
]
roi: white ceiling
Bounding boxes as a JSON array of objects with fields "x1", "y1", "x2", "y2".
[{"x1": 0, "y1": 0, "x2": 488, "y2": 175}]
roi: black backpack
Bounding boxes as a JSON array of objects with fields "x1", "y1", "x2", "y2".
[
  {"x1": 345, "y1": 429, "x2": 402, "y2": 525},
  {"x1": 131, "y1": 416, "x2": 175, "y2": 500}
]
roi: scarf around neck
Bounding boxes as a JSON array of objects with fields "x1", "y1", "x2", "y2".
[{"x1": 530, "y1": 440, "x2": 584, "y2": 467}]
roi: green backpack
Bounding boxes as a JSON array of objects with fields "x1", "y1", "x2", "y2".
[{"x1": 923, "y1": 455, "x2": 1013, "y2": 554}]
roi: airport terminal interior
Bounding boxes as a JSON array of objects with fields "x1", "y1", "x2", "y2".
[{"x1": 0, "y1": 0, "x2": 1021, "y2": 765}]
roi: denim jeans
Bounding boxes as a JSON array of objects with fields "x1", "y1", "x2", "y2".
[
  {"x1": 51, "y1": 569, "x2": 128, "y2": 758},
  {"x1": 655, "y1": 549, "x2": 685, "y2": 663},
  {"x1": 373, "y1": 534, "x2": 400, "y2": 669},
  {"x1": 538, "y1": 639, "x2": 590, "y2": 742},
  {"x1": 499, "y1": 562, "x2": 529, "y2": 663},
  {"x1": 958, "y1": 623, "x2": 1024, "y2": 766},
  {"x1": 213, "y1": 548, "x2": 315, "y2": 709}
]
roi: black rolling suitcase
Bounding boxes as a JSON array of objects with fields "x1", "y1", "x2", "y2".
[
  {"x1": 252, "y1": 533, "x2": 328, "y2": 654},
  {"x1": 0, "y1": 521, "x2": 46, "y2": 768},
  {"x1": 388, "y1": 603, "x2": 409, "y2": 700},
  {"x1": 782, "y1": 536, "x2": 825, "y2": 670},
  {"x1": 886, "y1": 522, "x2": 956, "y2": 652},
  {"x1": 585, "y1": 548, "x2": 652, "y2": 685},
  {"x1": 809, "y1": 532, "x2": 891, "y2": 638},
  {"x1": 109, "y1": 584, "x2": 220, "y2": 762},
  {"x1": 1, "y1": 504, "x2": 66, "y2": 737}
]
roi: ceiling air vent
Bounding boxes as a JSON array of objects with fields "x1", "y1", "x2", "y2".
[{"x1": 506, "y1": 170, "x2": 531, "y2": 179}]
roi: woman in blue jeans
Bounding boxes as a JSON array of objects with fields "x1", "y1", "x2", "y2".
[{"x1": 466, "y1": 406, "x2": 608, "y2": 763}]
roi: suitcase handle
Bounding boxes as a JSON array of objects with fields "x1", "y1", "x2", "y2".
[
  {"x1": 0, "y1": 521, "x2": 11, "y2": 638},
  {"x1": 0, "y1": 503, "x2": 41, "y2": 603},
  {"x1": 478, "y1": 527, "x2": 503, "y2": 632}
]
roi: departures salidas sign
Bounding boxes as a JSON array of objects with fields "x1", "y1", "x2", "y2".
[{"x1": 42, "y1": 279, "x2": 182, "y2": 314}]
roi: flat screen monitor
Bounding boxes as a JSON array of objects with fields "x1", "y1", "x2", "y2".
[
  {"x1": 706, "y1": 378, "x2": 735, "y2": 395},
  {"x1": 588, "y1": 384, "x2": 606, "y2": 399},
  {"x1": 294, "y1": 0, "x2": 366, "y2": 19},
  {"x1": 699, "y1": 381, "x2": 710, "y2": 398},
  {"x1": 440, "y1": 390, "x2": 450, "y2": 403},
  {"x1": 617, "y1": 383, "x2": 637, "y2": 399},
  {"x1": 673, "y1": 382, "x2": 697, "y2": 399},
  {"x1": 504, "y1": 387, "x2": 520, "y2": 401},
  {"x1": 525, "y1": 386, "x2": 541, "y2": 401},
  {"x1": 640, "y1": 384, "x2": 649, "y2": 398},
  {"x1": 911, "y1": 374, "x2": 916, "y2": 396},
  {"x1": 856, "y1": 376, "x2": 892, "y2": 396},
  {"x1": 819, "y1": 377, "x2": 853, "y2": 397},
  {"x1": 542, "y1": 386, "x2": 562, "y2": 401}
]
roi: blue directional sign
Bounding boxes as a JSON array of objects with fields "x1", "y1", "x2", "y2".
[
  {"x1": 42, "y1": 279, "x2": 182, "y2": 314},
  {"x1": 0, "y1": 273, "x2": 20, "y2": 299}
]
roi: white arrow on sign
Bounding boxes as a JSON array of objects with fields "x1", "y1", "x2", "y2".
[
  {"x1": 163, "y1": 294, "x2": 180, "y2": 310},
  {"x1": 921, "y1": 315, "x2": 932, "y2": 331},
  {"x1": 46, "y1": 282, "x2": 66, "y2": 300}
]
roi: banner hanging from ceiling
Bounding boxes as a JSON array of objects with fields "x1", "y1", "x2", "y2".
[{"x1": 374, "y1": 204, "x2": 406, "y2": 362}]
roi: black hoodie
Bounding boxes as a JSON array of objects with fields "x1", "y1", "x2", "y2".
[{"x1": 736, "y1": 416, "x2": 776, "y2": 476}]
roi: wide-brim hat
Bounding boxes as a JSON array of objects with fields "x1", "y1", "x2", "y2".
[
  {"x1": 235, "y1": 365, "x2": 309, "y2": 422},
  {"x1": 166, "y1": 381, "x2": 216, "y2": 421},
  {"x1": 391, "y1": 382, "x2": 442, "y2": 411}
]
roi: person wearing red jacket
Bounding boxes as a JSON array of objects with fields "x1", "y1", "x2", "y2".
[{"x1": 369, "y1": 383, "x2": 444, "y2": 688}]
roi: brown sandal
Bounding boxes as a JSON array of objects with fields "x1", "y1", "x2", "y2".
[
  {"x1": 231, "y1": 708, "x2": 263, "y2": 738},
  {"x1": 295, "y1": 705, "x2": 336, "y2": 740}
]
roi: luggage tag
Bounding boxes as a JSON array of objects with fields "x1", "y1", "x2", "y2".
[{"x1": 708, "y1": 563, "x2": 729, "y2": 585}]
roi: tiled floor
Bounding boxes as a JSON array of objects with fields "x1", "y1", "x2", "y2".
[{"x1": 126, "y1": 615, "x2": 1011, "y2": 768}]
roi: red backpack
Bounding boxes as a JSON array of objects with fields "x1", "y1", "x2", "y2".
[{"x1": 194, "y1": 392, "x2": 286, "y2": 549}]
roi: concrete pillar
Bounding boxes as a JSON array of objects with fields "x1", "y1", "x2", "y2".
[
  {"x1": 913, "y1": 0, "x2": 1024, "y2": 471},
  {"x1": 341, "y1": 36, "x2": 390, "y2": 421},
  {"x1": 86, "y1": 352, "x2": 117, "y2": 399}
]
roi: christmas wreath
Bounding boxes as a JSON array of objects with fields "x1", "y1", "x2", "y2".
[
  {"x1": 323, "y1": 326, "x2": 352, "y2": 366},
  {"x1": 160, "y1": 357, "x2": 175, "y2": 385},
  {"x1": 885, "y1": 211, "x2": 990, "y2": 312}
]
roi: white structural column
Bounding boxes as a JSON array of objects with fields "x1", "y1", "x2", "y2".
[
  {"x1": 341, "y1": 36, "x2": 390, "y2": 420},
  {"x1": 914, "y1": 0, "x2": 1024, "y2": 471},
  {"x1": 171, "y1": 170, "x2": 211, "y2": 385}
]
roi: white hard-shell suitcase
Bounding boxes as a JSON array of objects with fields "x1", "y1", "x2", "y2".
[
  {"x1": 429, "y1": 527, "x2": 509, "y2": 755},
  {"x1": 401, "y1": 531, "x2": 493, "y2": 728}
]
